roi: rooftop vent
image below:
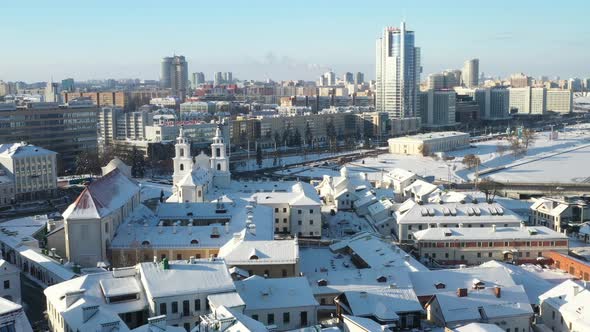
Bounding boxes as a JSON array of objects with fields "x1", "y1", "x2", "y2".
[{"x1": 457, "y1": 288, "x2": 468, "y2": 297}]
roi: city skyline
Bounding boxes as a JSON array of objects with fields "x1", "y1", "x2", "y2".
[{"x1": 1, "y1": 0, "x2": 589, "y2": 82}]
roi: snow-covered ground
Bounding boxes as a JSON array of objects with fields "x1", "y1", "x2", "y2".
[
  {"x1": 321, "y1": 205, "x2": 375, "y2": 239},
  {"x1": 279, "y1": 124, "x2": 590, "y2": 184},
  {"x1": 233, "y1": 149, "x2": 370, "y2": 172}
]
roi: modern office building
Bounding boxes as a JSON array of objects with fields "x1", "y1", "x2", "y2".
[
  {"x1": 427, "y1": 73, "x2": 445, "y2": 91},
  {"x1": 160, "y1": 55, "x2": 188, "y2": 100},
  {"x1": 344, "y1": 72, "x2": 354, "y2": 84},
  {"x1": 546, "y1": 89, "x2": 573, "y2": 114},
  {"x1": 61, "y1": 78, "x2": 75, "y2": 92},
  {"x1": 376, "y1": 22, "x2": 421, "y2": 118},
  {"x1": 510, "y1": 73, "x2": 531, "y2": 88},
  {"x1": 223, "y1": 72, "x2": 233, "y2": 84},
  {"x1": 0, "y1": 101, "x2": 97, "y2": 172},
  {"x1": 509, "y1": 87, "x2": 547, "y2": 115},
  {"x1": 355, "y1": 72, "x2": 365, "y2": 84},
  {"x1": 191, "y1": 72, "x2": 205, "y2": 88},
  {"x1": 462, "y1": 58, "x2": 479, "y2": 88},
  {"x1": 457, "y1": 87, "x2": 510, "y2": 120},
  {"x1": 418, "y1": 90, "x2": 457, "y2": 128},
  {"x1": 61, "y1": 91, "x2": 130, "y2": 109},
  {"x1": 213, "y1": 72, "x2": 223, "y2": 86}
]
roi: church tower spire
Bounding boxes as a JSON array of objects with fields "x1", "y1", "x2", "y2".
[
  {"x1": 172, "y1": 126, "x2": 193, "y2": 186},
  {"x1": 210, "y1": 123, "x2": 230, "y2": 188}
]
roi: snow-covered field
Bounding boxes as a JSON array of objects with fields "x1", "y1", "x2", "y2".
[{"x1": 280, "y1": 124, "x2": 590, "y2": 184}]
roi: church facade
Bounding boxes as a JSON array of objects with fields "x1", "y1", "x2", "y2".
[{"x1": 170, "y1": 125, "x2": 230, "y2": 203}]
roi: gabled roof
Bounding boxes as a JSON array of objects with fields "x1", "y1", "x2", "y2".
[
  {"x1": 339, "y1": 288, "x2": 423, "y2": 322},
  {"x1": 0, "y1": 142, "x2": 56, "y2": 158},
  {"x1": 63, "y1": 169, "x2": 139, "y2": 220},
  {"x1": 218, "y1": 234, "x2": 299, "y2": 266},
  {"x1": 236, "y1": 276, "x2": 318, "y2": 310}
]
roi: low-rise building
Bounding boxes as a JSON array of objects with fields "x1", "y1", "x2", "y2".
[
  {"x1": 0, "y1": 297, "x2": 33, "y2": 332},
  {"x1": 530, "y1": 197, "x2": 589, "y2": 233},
  {"x1": 217, "y1": 232, "x2": 299, "y2": 278},
  {"x1": 425, "y1": 285, "x2": 533, "y2": 331},
  {"x1": 252, "y1": 182, "x2": 322, "y2": 238},
  {"x1": 235, "y1": 276, "x2": 319, "y2": 331},
  {"x1": 0, "y1": 260, "x2": 21, "y2": 304},
  {"x1": 315, "y1": 167, "x2": 372, "y2": 211},
  {"x1": 544, "y1": 251, "x2": 590, "y2": 281},
  {"x1": 388, "y1": 131, "x2": 469, "y2": 156},
  {"x1": 413, "y1": 225, "x2": 568, "y2": 266},
  {"x1": 538, "y1": 280, "x2": 590, "y2": 332},
  {"x1": 395, "y1": 200, "x2": 524, "y2": 242}
]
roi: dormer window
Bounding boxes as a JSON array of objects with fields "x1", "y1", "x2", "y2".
[
  {"x1": 249, "y1": 254, "x2": 259, "y2": 260},
  {"x1": 434, "y1": 282, "x2": 446, "y2": 289}
]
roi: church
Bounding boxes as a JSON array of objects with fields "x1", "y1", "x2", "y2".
[{"x1": 168, "y1": 124, "x2": 231, "y2": 203}]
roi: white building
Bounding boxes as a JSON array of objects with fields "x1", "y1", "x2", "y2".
[
  {"x1": 395, "y1": 200, "x2": 524, "y2": 242},
  {"x1": 376, "y1": 22, "x2": 421, "y2": 118},
  {"x1": 509, "y1": 87, "x2": 547, "y2": 115},
  {"x1": 418, "y1": 90, "x2": 458, "y2": 128},
  {"x1": 462, "y1": 59, "x2": 479, "y2": 88},
  {"x1": 426, "y1": 285, "x2": 533, "y2": 331},
  {"x1": 388, "y1": 131, "x2": 470, "y2": 156},
  {"x1": 235, "y1": 276, "x2": 319, "y2": 331},
  {"x1": 0, "y1": 142, "x2": 57, "y2": 201},
  {"x1": 63, "y1": 168, "x2": 141, "y2": 267},
  {"x1": 139, "y1": 259, "x2": 236, "y2": 330},
  {"x1": 217, "y1": 233, "x2": 299, "y2": 278},
  {"x1": 169, "y1": 125, "x2": 230, "y2": 203},
  {"x1": 315, "y1": 167, "x2": 372, "y2": 211},
  {"x1": 530, "y1": 197, "x2": 588, "y2": 233},
  {"x1": 0, "y1": 297, "x2": 32, "y2": 332},
  {"x1": 538, "y1": 280, "x2": 590, "y2": 332},
  {"x1": 252, "y1": 182, "x2": 322, "y2": 238},
  {"x1": 0, "y1": 260, "x2": 20, "y2": 304},
  {"x1": 413, "y1": 225, "x2": 569, "y2": 266},
  {"x1": 546, "y1": 89, "x2": 573, "y2": 114},
  {"x1": 198, "y1": 305, "x2": 268, "y2": 332}
]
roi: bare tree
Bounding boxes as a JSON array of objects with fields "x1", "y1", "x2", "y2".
[{"x1": 462, "y1": 154, "x2": 481, "y2": 170}]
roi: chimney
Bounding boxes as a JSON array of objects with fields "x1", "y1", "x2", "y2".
[
  {"x1": 148, "y1": 315, "x2": 167, "y2": 330},
  {"x1": 189, "y1": 256, "x2": 195, "y2": 264},
  {"x1": 492, "y1": 224, "x2": 496, "y2": 232},
  {"x1": 82, "y1": 305, "x2": 99, "y2": 323},
  {"x1": 573, "y1": 285, "x2": 580, "y2": 296},
  {"x1": 153, "y1": 256, "x2": 158, "y2": 264},
  {"x1": 457, "y1": 288, "x2": 468, "y2": 297},
  {"x1": 494, "y1": 286, "x2": 502, "y2": 298},
  {"x1": 64, "y1": 289, "x2": 86, "y2": 308},
  {"x1": 404, "y1": 254, "x2": 410, "y2": 262},
  {"x1": 520, "y1": 222, "x2": 525, "y2": 229},
  {"x1": 225, "y1": 222, "x2": 229, "y2": 234}
]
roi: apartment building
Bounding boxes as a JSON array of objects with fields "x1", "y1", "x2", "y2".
[
  {"x1": 62, "y1": 91, "x2": 129, "y2": 109},
  {"x1": 0, "y1": 260, "x2": 21, "y2": 304},
  {"x1": 413, "y1": 225, "x2": 568, "y2": 266},
  {"x1": 0, "y1": 143, "x2": 57, "y2": 201},
  {"x1": 530, "y1": 197, "x2": 589, "y2": 233},
  {"x1": 546, "y1": 89, "x2": 573, "y2": 114},
  {"x1": 538, "y1": 280, "x2": 590, "y2": 332},
  {"x1": 0, "y1": 101, "x2": 97, "y2": 172}
]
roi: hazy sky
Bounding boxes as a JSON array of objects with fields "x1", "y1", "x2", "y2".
[{"x1": 1, "y1": 0, "x2": 588, "y2": 82}]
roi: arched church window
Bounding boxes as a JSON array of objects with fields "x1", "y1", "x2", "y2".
[
  {"x1": 180, "y1": 164, "x2": 184, "y2": 171},
  {"x1": 216, "y1": 148, "x2": 221, "y2": 156}
]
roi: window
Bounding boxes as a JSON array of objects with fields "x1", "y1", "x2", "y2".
[
  {"x1": 310, "y1": 209, "x2": 314, "y2": 214},
  {"x1": 177, "y1": 254, "x2": 182, "y2": 260},
  {"x1": 3, "y1": 280, "x2": 9, "y2": 289},
  {"x1": 298, "y1": 220, "x2": 302, "y2": 225},
  {"x1": 180, "y1": 164, "x2": 184, "y2": 171},
  {"x1": 283, "y1": 208, "x2": 287, "y2": 213},
  {"x1": 184, "y1": 323, "x2": 190, "y2": 331},
  {"x1": 275, "y1": 208, "x2": 279, "y2": 213},
  {"x1": 298, "y1": 209, "x2": 302, "y2": 214},
  {"x1": 477, "y1": 252, "x2": 481, "y2": 258},
  {"x1": 283, "y1": 218, "x2": 287, "y2": 223},
  {"x1": 275, "y1": 219, "x2": 279, "y2": 224},
  {"x1": 195, "y1": 299, "x2": 201, "y2": 311},
  {"x1": 183, "y1": 300, "x2": 190, "y2": 316},
  {"x1": 160, "y1": 303, "x2": 167, "y2": 315},
  {"x1": 252, "y1": 314, "x2": 259, "y2": 321},
  {"x1": 445, "y1": 253, "x2": 449, "y2": 258},
  {"x1": 105, "y1": 223, "x2": 109, "y2": 233},
  {"x1": 418, "y1": 225, "x2": 423, "y2": 230},
  {"x1": 432, "y1": 253, "x2": 436, "y2": 258},
  {"x1": 283, "y1": 312, "x2": 290, "y2": 323},
  {"x1": 283, "y1": 227, "x2": 287, "y2": 232},
  {"x1": 171, "y1": 301, "x2": 178, "y2": 314},
  {"x1": 309, "y1": 220, "x2": 314, "y2": 225},
  {"x1": 268, "y1": 313, "x2": 275, "y2": 325},
  {"x1": 180, "y1": 148, "x2": 184, "y2": 157},
  {"x1": 489, "y1": 252, "x2": 493, "y2": 258},
  {"x1": 282, "y1": 269, "x2": 288, "y2": 277},
  {"x1": 408, "y1": 225, "x2": 413, "y2": 230}
]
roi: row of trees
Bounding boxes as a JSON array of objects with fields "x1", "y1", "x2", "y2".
[{"x1": 74, "y1": 146, "x2": 148, "y2": 178}]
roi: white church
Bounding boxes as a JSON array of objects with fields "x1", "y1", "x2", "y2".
[{"x1": 168, "y1": 125, "x2": 231, "y2": 203}]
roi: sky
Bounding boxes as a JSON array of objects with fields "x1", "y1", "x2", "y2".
[{"x1": 1, "y1": 0, "x2": 588, "y2": 82}]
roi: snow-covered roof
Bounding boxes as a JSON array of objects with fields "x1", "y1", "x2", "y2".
[
  {"x1": 0, "y1": 142, "x2": 56, "y2": 158},
  {"x1": 396, "y1": 201, "x2": 523, "y2": 225},
  {"x1": 99, "y1": 277, "x2": 142, "y2": 298},
  {"x1": 62, "y1": 169, "x2": 139, "y2": 220},
  {"x1": 0, "y1": 297, "x2": 33, "y2": 332},
  {"x1": 367, "y1": 198, "x2": 393, "y2": 217},
  {"x1": 580, "y1": 222, "x2": 590, "y2": 236},
  {"x1": 218, "y1": 232, "x2": 298, "y2": 266},
  {"x1": 530, "y1": 197, "x2": 571, "y2": 216},
  {"x1": 44, "y1": 271, "x2": 147, "y2": 331},
  {"x1": 207, "y1": 292, "x2": 245, "y2": 309},
  {"x1": 199, "y1": 305, "x2": 268, "y2": 332},
  {"x1": 101, "y1": 157, "x2": 131, "y2": 178},
  {"x1": 329, "y1": 232, "x2": 427, "y2": 272},
  {"x1": 479, "y1": 261, "x2": 561, "y2": 305},
  {"x1": 0, "y1": 259, "x2": 19, "y2": 277},
  {"x1": 410, "y1": 266, "x2": 517, "y2": 298},
  {"x1": 385, "y1": 168, "x2": 416, "y2": 182},
  {"x1": 388, "y1": 131, "x2": 469, "y2": 143},
  {"x1": 138, "y1": 259, "x2": 235, "y2": 298},
  {"x1": 251, "y1": 182, "x2": 320, "y2": 206},
  {"x1": 179, "y1": 166, "x2": 211, "y2": 187},
  {"x1": 236, "y1": 276, "x2": 318, "y2": 311},
  {"x1": 432, "y1": 285, "x2": 533, "y2": 324},
  {"x1": 452, "y1": 323, "x2": 505, "y2": 332},
  {"x1": 111, "y1": 200, "x2": 273, "y2": 250},
  {"x1": 403, "y1": 179, "x2": 437, "y2": 197},
  {"x1": 338, "y1": 288, "x2": 423, "y2": 322},
  {"x1": 538, "y1": 280, "x2": 590, "y2": 331},
  {"x1": 342, "y1": 315, "x2": 391, "y2": 332},
  {"x1": 413, "y1": 225, "x2": 567, "y2": 241},
  {"x1": 18, "y1": 248, "x2": 77, "y2": 281}
]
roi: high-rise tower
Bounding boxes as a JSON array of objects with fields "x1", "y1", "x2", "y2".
[{"x1": 375, "y1": 22, "x2": 421, "y2": 118}]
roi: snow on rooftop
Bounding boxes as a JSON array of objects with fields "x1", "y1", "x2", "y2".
[
  {"x1": 218, "y1": 233, "x2": 298, "y2": 265},
  {"x1": 207, "y1": 292, "x2": 245, "y2": 309},
  {"x1": 99, "y1": 277, "x2": 142, "y2": 298},
  {"x1": 0, "y1": 142, "x2": 56, "y2": 157},
  {"x1": 388, "y1": 131, "x2": 469, "y2": 143},
  {"x1": 452, "y1": 322, "x2": 505, "y2": 332},
  {"x1": 339, "y1": 288, "x2": 423, "y2": 322},
  {"x1": 343, "y1": 315, "x2": 390, "y2": 332},
  {"x1": 434, "y1": 285, "x2": 533, "y2": 323},
  {"x1": 139, "y1": 259, "x2": 235, "y2": 298},
  {"x1": 397, "y1": 201, "x2": 523, "y2": 225},
  {"x1": 236, "y1": 275, "x2": 318, "y2": 311},
  {"x1": 538, "y1": 280, "x2": 590, "y2": 330},
  {"x1": 413, "y1": 225, "x2": 567, "y2": 241},
  {"x1": 62, "y1": 168, "x2": 139, "y2": 220},
  {"x1": 410, "y1": 266, "x2": 517, "y2": 298}
]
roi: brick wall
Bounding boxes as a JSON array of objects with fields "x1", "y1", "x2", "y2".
[{"x1": 545, "y1": 251, "x2": 590, "y2": 281}]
